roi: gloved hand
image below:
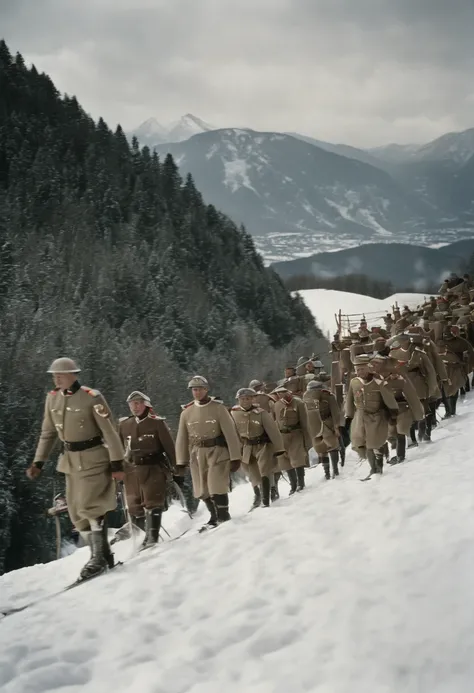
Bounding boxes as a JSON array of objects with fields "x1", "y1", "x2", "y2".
[
  {"x1": 173, "y1": 474, "x2": 185, "y2": 488},
  {"x1": 343, "y1": 417, "x2": 352, "y2": 430},
  {"x1": 230, "y1": 459, "x2": 241, "y2": 473},
  {"x1": 26, "y1": 462, "x2": 44, "y2": 480}
]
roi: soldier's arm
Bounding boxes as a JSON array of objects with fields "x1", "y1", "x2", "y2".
[
  {"x1": 420, "y1": 352, "x2": 439, "y2": 399},
  {"x1": 379, "y1": 383, "x2": 399, "y2": 417},
  {"x1": 157, "y1": 419, "x2": 177, "y2": 467},
  {"x1": 329, "y1": 394, "x2": 341, "y2": 427},
  {"x1": 344, "y1": 381, "x2": 355, "y2": 419},
  {"x1": 261, "y1": 410, "x2": 285, "y2": 455},
  {"x1": 33, "y1": 396, "x2": 58, "y2": 465},
  {"x1": 401, "y1": 377, "x2": 425, "y2": 422},
  {"x1": 91, "y1": 394, "x2": 125, "y2": 472},
  {"x1": 303, "y1": 396, "x2": 323, "y2": 439},
  {"x1": 429, "y1": 341, "x2": 448, "y2": 382},
  {"x1": 297, "y1": 399, "x2": 313, "y2": 449},
  {"x1": 218, "y1": 405, "x2": 242, "y2": 461},
  {"x1": 175, "y1": 412, "x2": 190, "y2": 466}
]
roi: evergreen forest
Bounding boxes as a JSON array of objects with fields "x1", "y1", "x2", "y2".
[{"x1": 0, "y1": 41, "x2": 324, "y2": 573}]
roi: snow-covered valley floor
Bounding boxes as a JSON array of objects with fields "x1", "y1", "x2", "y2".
[{"x1": 2, "y1": 398, "x2": 474, "y2": 693}]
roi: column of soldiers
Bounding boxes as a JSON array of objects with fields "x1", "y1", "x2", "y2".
[{"x1": 26, "y1": 273, "x2": 474, "y2": 583}]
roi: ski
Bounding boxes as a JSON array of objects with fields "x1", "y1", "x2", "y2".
[{"x1": 1, "y1": 562, "x2": 124, "y2": 619}]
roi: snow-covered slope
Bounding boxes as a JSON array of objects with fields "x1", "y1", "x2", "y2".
[
  {"x1": 368, "y1": 127, "x2": 474, "y2": 166},
  {"x1": 2, "y1": 401, "x2": 474, "y2": 692},
  {"x1": 297, "y1": 289, "x2": 428, "y2": 338}
]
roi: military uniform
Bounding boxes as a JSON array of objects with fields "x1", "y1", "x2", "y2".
[
  {"x1": 231, "y1": 398, "x2": 285, "y2": 507},
  {"x1": 30, "y1": 358, "x2": 124, "y2": 581},
  {"x1": 304, "y1": 381, "x2": 342, "y2": 479},
  {"x1": 383, "y1": 368, "x2": 424, "y2": 463},
  {"x1": 33, "y1": 382, "x2": 124, "y2": 530},
  {"x1": 272, "y1": 388, "x2": 312, "y2": 494},
  {"x1": 118, "y1": 392, "x2": 176, "y2": 547},
  {"x1": 345, "y1": 358, "x2": 399, "y2": 474},
  {"x1": 176, "y1": 376, "x2": 241, "y2": 527}
]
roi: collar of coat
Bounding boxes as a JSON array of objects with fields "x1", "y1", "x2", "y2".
[
  {"x1": 231, "y1": 404, "x2": 263, "y2": 412},
  {"x1": 355, "y1": 376, "x2": 385, "y2": 385},
  {"x1": 182, "y1": 396, "x2": 223, "y2": 409},
  {"x1": 61, "y1": 380, "x2": 81, "y2": 396}
]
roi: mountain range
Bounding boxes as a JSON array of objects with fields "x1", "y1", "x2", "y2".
[
  {"x1": 271, "y1": 240, "x2": 474, "y2": 290},
  {"x1": 129, "y1": 115, "x2": 474, "y2": 261}
]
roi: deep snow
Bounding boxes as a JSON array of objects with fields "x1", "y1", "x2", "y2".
[
  {"x1": 298, "y1": 289, "x2": 428, "y2": 338},
  {"x1": 1, "y1": 395, "x2": 474, "y2": 693}
]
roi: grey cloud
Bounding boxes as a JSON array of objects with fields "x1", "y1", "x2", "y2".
[{"x1": 1, "y1": 0, "x2": 474, "y2": 146}]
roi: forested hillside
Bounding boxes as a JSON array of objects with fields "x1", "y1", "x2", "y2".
[{"x1": 0, "y1": 41, "x2": 323, "y2": 574}]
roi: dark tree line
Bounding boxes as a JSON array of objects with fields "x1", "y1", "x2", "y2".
[{"x1": 0, "y1": 41, "x2": 325, "y2": 573}]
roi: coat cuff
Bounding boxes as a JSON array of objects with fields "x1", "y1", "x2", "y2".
[{"x1": 110, "y1": 460, "x2": 124, "y2": 473}]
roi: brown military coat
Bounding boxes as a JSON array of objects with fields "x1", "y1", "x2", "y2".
[
  {"x1": 438, "y1": 350, "x2": 466, "y2": 396},
  {"x1": 303, "y1": 388, "x2": 340, "y2": 454},
  {"x1": 345, "y1": 376, "x2": 399, "y2": 454},
  {"x1": 389, "y1": 346, "x2": 438, "y2": 403},
  {"x1": 230, "y1": 405, "x2": 285, "y2": 485},
  {"x1": 384, "y1": 373, "x2": 425, "y2": 436},
  {"x1": 33, "y1": 384, "x2": 124, "y2": 531},
  {"x1": 273, "y1": 396, "x2": 312, "y2": 470},
  {"x1": 119, "y1": 412, "x2": 176, "y2": 514},
  {"x1": 253, "y1": 392, "x2": 275, "y2": 415},
  {"x1": 175, "y1": 397, "x2": 241, "y2": 498}
]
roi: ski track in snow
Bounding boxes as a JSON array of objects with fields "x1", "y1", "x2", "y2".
[{"x1": 1, "y1": 400, "x2": 474, "y2": 692}]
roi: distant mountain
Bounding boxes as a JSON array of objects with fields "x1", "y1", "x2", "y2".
[
  {"x1": 129, "y1": 113, "x2": 215, "y2": 146},
  {"x1": 367, "y1": 127, "x2": 474, "y2": 166},
  {"x1": 271, "y1": 240, "x2": 474, "y2": 290},
  {"x1": 154, "y1": 127, "x2": 432, "y2": 238},
  {"x1": 289, "y1": 132, "x2": 389, "y2": 170}
]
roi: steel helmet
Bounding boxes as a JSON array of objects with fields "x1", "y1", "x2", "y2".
[
  {"x1": 47, "y1": 357, "x2": 81, "y2": 374},
  {"x1": 187, "y1": 375, "x2": 209, "y2": 388},
  {"x1": 236, "y1": 388, "x2": 256, "y2": 398},
  {"x1": 126, "y1": 390, "x2": 152, "y2": 406},
  {"x1": 306, "y1": 380, "x2": 324, "y2": 390},
  {"x1": 249, "y1": 379, "x2": 263, "y2": 390}
]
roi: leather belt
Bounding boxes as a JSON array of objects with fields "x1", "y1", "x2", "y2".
[
  {"x1": 242, "y1": 434, "x2": 270, "y2": 446},
  {"x1": 63, "y1": 436, "x2": 103, "y2": 452},
  {"x1": 280, "y1": 424, "x2": 301, "y2": 434},
  {"x1": 191, "y1": 435, "x2": 227, "y2": 448},
  {"x1": 132, "y1": 452, "x2": 166, "y2": 466}
]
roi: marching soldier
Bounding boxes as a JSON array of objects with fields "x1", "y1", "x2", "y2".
[
  {"x1": 272, "y1": 386, "x2": 312, "y2": 494},
  {"x1": 175, "y1": 376, "x2": 241, "y2": 530},
  {"x1": 303, "y1": 380, "x2": 341, "y2": 479},
  {"x1": 248, "y1": 379, "x2": 276, "y2": 414},
  {"x1": 231, "y1": 388, "x2": 285, "y2": 509},
  {"x1": 345, "y1": 354, "x2": 399, "y2": 478},
  {"x1": 27, "y1": 358, "x2": 125, "y2": 581},
  {"x1": 436, "y1": 340, "x2": 466, "y2": 417},
  {"x1": 118, "y1": 391, "x2": 177, "y2": 549},
  {"x1": 370, "y1": 355, "x2": 424, "y2": 464}
]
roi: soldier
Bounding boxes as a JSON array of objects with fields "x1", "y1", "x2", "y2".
[
  {"x1": 370, "y1": 355, "x2": 424, "y2": 464},
  {"x1": 118, "y1": 391, "x2": 177, "y2": 549},
  {"x1": 230, "y1": 388, "x2": 285, "y2": 509},
  {"x1": 436, "y1": 340, "x2": 467, "y2": 417},
  {"x1": 26, "y1": 358, "x2": 125, "y2": 582},
  {"x1": 175, "y1": 376, "x2": 241, "y2": 530},
  {"x1": 278, "y1": 364, "x2": 306, "y2": 397},
  {"x1": 272, "y1": 385, "x2": 312, "y2": 494},
  {"x1": 303, "y1": 380, "x2": 341, "y2": 480},
  {"x1": 248, "y1": 379, "x2": 275, "y2": 414},
  {"x1": 388, "y1": 333, "x2": 438, "y2": 444},
  {"x1": 345, "y1": 354, "x2": 399, "y2": 478}
]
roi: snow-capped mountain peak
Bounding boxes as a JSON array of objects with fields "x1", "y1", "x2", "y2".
[
  {"x1": 131, "y1": 117, "x2": 167, "y2": 143},
  {"x1": 129, "y1": 113, "x2": 216, "y2": 146}
]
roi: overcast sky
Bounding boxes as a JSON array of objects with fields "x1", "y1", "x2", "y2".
[{"x1": 3, "y1": 0, "x2": 474, "y2": 147}]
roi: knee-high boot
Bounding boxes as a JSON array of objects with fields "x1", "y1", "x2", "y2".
[
  {"x1": 296, "y1": 466, "x2": 305, "y2": 491},
  {"x1": 329, "y1": 449, "x2": 339, "y2": 477},
  {"x1": 287, "y1": 468, "x2": 298, "y2": 494},
  {"x1": 319, "y1": 455, "x2": 330, "y2": 480}
]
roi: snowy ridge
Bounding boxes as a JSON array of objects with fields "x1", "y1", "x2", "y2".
[
  {"x1": 130, "y1": 113, "x2": 215, "y2": 146},
  {"x1": 297, "y1": 289, "x2": 428, "y2": 338},
  {"x1": 1, "y1": 399, "x2": 474, "y2": 691}
]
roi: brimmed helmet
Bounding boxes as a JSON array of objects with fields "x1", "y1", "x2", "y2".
[{"x1": 47, "y1": 357, "x2": 81, "y2": 374}]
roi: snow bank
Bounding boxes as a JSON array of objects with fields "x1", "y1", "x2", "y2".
[
  {"x1": 297, "y1": 288, "x2": 429, "y2": 337},
  {"x1": 1, "y1": 398, "x2": 474, "y2": 692}
]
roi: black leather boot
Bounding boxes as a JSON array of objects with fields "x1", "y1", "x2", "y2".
[
  {"x1": 408, "y1": 423, "x2": 418, "y2": 448},
  {"x1": 339, "y1": 441, "x2": 345, "y2": 467},
  {"x1": 79, "y1": 518, "x2": 109, "y2": 580},
  {"x1": 329, "y1": 449, "x2": 339, "y2": 477},
  {"x1": 212, "y1": 493, "x2": 231, "y2": 523},
  {"x1": 250, "y1": 485, "x2": 261, "y2": 511},
  {"x1": 199, "y1": 497, "x2": 218, "y2": 532},
  {"x1": 320, "y1": 455, "x2": 331, "y2": 480},
  {"x1": 261, "y1": 476, "x2": 271, "y2": 507},
  {"x1": 140, "y1": 508, "x2": 162, "y2": 550},
  {"x1": 287, "y1": 468, "x2": 298, "y2": 494},
  {"x1": 296, "y1": 466, "x2": 305, "y2": 491},
  {"x1": 271, "y1": 472, "x2": 280, "y2": 501}
]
